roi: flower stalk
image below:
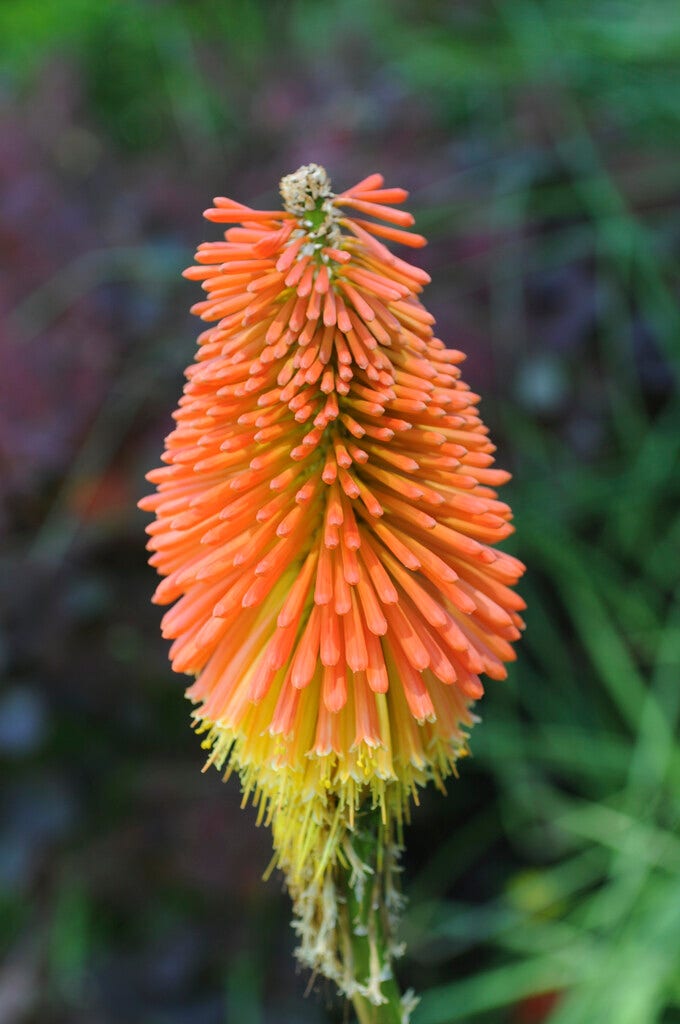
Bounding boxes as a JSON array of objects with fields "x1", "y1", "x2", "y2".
[
  {"x1": 141, "y1": 164, "x2": 525, "y2": 1012},
  {"x1": 352, "y1": 990, "x2": 404, "y2": 1024},
  {"x1": 338, "y1": 810, "x2": 412, "y2": 1023}
]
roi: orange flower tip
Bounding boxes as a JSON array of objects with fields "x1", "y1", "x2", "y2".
[
  {"x1": 351, "y1": 173, "x2": 385, "y2": 192},
  {"x1": 486, "y1": 662, "x2": 509, "y2": 680},
  {"x1": 324, "y1": 691, "x2": 347, "y2": 714},
  {"x1": 323, "y1": 247, "x2": 351, "y2": 263},
  {"x1": 366, "y1": 187, "x2": 409, "y2": 204},
  {"x1": 460, "y1": 677, "x2": 485, "y2": 699}
]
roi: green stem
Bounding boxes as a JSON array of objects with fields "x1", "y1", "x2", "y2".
[{"x1": 338, "y1": 811, "x2": 409, "y2": 1024}]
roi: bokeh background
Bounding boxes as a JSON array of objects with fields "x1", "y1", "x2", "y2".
[{"x1": 2, "y1": 2, "x2": 680, "y2": 1022}]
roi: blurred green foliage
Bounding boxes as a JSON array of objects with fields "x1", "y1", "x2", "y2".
[{"x1": 2, "y1": 1, "x2": 680, "y2": 1023}]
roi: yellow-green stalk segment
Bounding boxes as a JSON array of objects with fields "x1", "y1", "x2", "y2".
[{"x1": 339, "y1": 809, "x2": 418, "y2": 1024}]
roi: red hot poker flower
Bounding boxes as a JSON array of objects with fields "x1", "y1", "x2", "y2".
[{"x1": 141, "y1": 165, "x2": 525, "y2": 1005}]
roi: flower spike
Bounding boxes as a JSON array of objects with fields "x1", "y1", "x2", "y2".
[{"x1": 142, "y1": 164, "x2": 525, "y2": 1016}]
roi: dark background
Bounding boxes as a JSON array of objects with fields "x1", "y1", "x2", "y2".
[{"x1": 1, "y1": 2, "x2": 679, "y2": 1022}]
